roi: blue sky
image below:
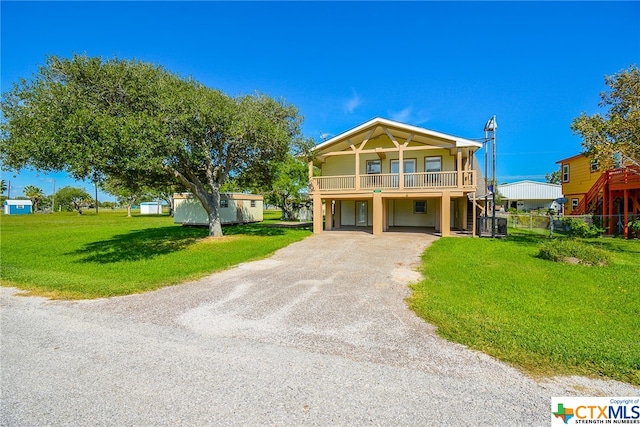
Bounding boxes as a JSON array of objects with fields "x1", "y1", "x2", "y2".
[{"x1": 2, "y1": 1, "x2": 639, "y2": 201}]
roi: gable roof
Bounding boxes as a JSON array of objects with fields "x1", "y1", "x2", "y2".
[{"x1": 313, "y1": 117, "x2": 483, "y2": 153}]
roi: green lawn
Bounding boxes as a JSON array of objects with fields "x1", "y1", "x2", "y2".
[
  {"x1": 408, "y1": 230, "x2": 640, "y2": 385},
  {"x1": 1, "y1": 210, "x2": 310, "y2": 299}
]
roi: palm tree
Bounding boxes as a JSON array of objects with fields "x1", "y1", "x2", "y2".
[
  {"x1": 23, "y1": 185, "x2": 45, "y2": 212},
  {"x1": 0, "y1": 180, "x2": 6, "y2": 195}
]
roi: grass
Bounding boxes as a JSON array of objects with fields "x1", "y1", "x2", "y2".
[
  {"x1": 0, "y1": 209, "x2": 310, "y2": 299},
  {"x1": 408, "y1": 229, "x2": 640, "y2": 386}
]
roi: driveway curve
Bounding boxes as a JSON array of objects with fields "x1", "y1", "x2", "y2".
[{"x1": 2, "y1": 231, "x2": 638, "y2": 426}]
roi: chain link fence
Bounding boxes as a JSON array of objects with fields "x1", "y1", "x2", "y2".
[{"x1": 500, "y1": 213, "x2": 638, "y2": 237}]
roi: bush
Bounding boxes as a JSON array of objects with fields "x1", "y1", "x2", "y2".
[
  {"x1": 538, "y1": 239, "x2": 610, "y2": 266},
  {"x1": 560, "y1": 217, "x2": 603, "y2": 238}
]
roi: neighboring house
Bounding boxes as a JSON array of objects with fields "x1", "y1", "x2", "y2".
[
  {"x1": 308, "y1": 117, "x2": 482, "y2": 236},
  {"x1": 557, "y1": 153, "x2": 640, "y2": 237},
  {"x1": 3, "y1": 199, "x2": 33, "y2": 215},
  {"x1": 140, "y1": 202, "x2": 163, "y2": 215},
  {"x1": 556, "y1": 154, "x2": 603, "y2": 214},
  {"x1": 173, "y1": 193, "x2": 263, "y2": 226},
  {"x1": 498, "y1": 180, "x2": 563, "y2": 212}
]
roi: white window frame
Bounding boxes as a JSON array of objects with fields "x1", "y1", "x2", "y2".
[
  {"x1": 425, "y1": 156, "x2": 442, "y2": 173},
  {"x1": 571, "y1": 198, "x2": 579, "y2": 210},
  {"x1": 562, "y1": 164, "x2": 570, "y2": 182},
  {"x1": 413, "y1": 200, "x2": 427, "y2": 214},
  {"x1": 366, "y1": 159, "x2": 381, "y2": 174}
]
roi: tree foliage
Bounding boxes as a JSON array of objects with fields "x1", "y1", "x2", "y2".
[
  {"x1": 264, "y1": 154, "x2": 310, "y2": 220},
  {"x1": 1, "y1": 54, "x2": 302, "y2": 236},
  {"x1": 571, "y1": 65, "x2": 640, "y2": 169},
  {"x1": 54, "y1": 186, "x2": 92, "y2": 214},
  {"x1": 545, "y1": 170, "x2": 561, "y2": 184},
  {"x1": 23, "y1": 185, "x2": 45, "y2": 212}
]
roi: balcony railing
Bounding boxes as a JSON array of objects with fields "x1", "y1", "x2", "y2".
[{"x1": 311, "y1": 171, "x2": 475, "y2": 192}]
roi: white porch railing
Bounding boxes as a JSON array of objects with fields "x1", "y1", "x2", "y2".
[{"x1": 312, "y1": 171, "x2": 475, "y2": 191}]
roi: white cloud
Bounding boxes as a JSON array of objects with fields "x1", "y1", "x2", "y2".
[
  {"x1": 389, "y1": 106, "x2": 412, "y2": 123},
  {"x1": 343, "y1": 91, "x2": 361, "y2": 114}
]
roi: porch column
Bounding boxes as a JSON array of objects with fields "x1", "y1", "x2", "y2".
[
  {"x1": 441, "y1": 192, "x2": 451, "y2": 237},
  {"x1": 334, "y1": 200, "x2": 342, "y2": 229},
  {"x1": 608, "y1": 191, "x2": 614, "y2": 235},
  {"x1": 624, "y1": 189, "x2": 629, "y2": 239},
  {"x1": 313, "y1": 194, "x2": 323, "y2": 234},
  {"x1": 382, "y1": 198, "x2": 389, "y2": 231},
  {"x1": 325, "y1": 199, "x2": 334, "y2": 231},
  {"x1": 373, "y1": 192, "x2": 383, "y2": 235},
  {"x1": 461, "y1": 197, "x2": 468, "y2": 231},
  {"x1": 472, "y1": 192, "x2": 477, "y2": 237},
  {"x1": 602, "y1": 186, "x2": 607, "y2": 234}
]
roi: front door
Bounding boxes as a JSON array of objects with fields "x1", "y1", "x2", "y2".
[{"x1": 356, "y1": 201, "x2": 368, "y2": 226}]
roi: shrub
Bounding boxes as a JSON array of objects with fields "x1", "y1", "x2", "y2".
[
  {"x1": 560, "y1": 217, "x2": 603, "y2": 238},
  {"x1": 538, "y1": 239, "x2": 610, "y2": 266}
]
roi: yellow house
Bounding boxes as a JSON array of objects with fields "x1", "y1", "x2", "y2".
[
  {"x1": 557, "y1": 153, "x2": 640, "y2": 237},
  {"x1": 309, "y1": 117, "x2": 482, "y2": 236},
  {"x1": 556, "y1": 153, "x2": 601, "y2": 214}
]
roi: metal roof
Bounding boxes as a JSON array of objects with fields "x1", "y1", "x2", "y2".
[{"x1": 498, "y1": 180, "x2": 562, "y2": 200}]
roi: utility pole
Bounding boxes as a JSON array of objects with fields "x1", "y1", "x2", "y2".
[{"x1": 484, "y1": 116, "x2": 497, "y2": 237}]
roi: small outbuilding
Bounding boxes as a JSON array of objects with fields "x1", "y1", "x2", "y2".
[
  {"x1": 173, "y1": 193, "x2": 263, "y2": 226},
  {"x1": 3, "y1": 199, "x2": 33, "y2": 215},
  {"x1": 140, "y1": 202, "x2": 163, "y2": 215},
  {"x1": 498, "y1": 180, "x2": 563, "y2": 212}
]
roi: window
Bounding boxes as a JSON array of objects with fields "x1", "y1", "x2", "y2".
[
  {"x1": 250, "y1": 200, "x2": 256, "y2": 208},
  {"x1": 414, "y1": 200, "x2": 427, "y2": 214},
  {"x1": 571, "y1": 198, "x2": 579, "y2": 210},
  {"x1": 425, "y1": 156, "x2": 442, "y2": 172},
  {"x1": 366, "y1": 160, "x2": 381, "y2": 174},
  {"x1": 562, "y1": 164, "x2": 569, "y2": 182},
  {"x1": 220, "y1": 199, "x2": 229, "y2": 208},
  {"x1": 590, "y1": 159, "x2": 599, "y2": 172}
]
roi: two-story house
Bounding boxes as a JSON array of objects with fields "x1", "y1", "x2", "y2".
[
  {"x1": 309, "y1": 117, "x2": 482, "y2": 237},
  {"x1": 557, "y1": 153, "x2": 640, "y2": 237},
  {"x1": 556, "y1": 153, "x2": 602, "y2": 214}
]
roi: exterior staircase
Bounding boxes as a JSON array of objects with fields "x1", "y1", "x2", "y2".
[{"x1": 570, "y1": 165, "x2": 640, "y2": 215}]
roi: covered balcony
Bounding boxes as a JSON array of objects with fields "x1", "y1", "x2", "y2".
[{"x1": 311, "y1": 170, "x2": 476, "y2": 192}]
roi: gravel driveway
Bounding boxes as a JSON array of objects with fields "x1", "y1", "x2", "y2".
[{"x1": 2, "y1": 230, "x2": 638, "y2": 426}]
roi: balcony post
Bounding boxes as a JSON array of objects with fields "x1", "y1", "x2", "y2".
[
  {"x1": 457, "y1": 149, "x2": 462, "y2": 189},
  {"x1": 399, "y1": 147, "x2": 404, "y2": 190},
  {"x1": 355, "y1": 151, "x2": 360, "y2": 190}
]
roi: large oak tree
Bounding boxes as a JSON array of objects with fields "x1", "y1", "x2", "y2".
[
  {"x1": 571, "y1": 65, "x2": 640, "y2": 169},
  {"x1": 1, "y1": 54, "x2": 302, "y2": 236}
]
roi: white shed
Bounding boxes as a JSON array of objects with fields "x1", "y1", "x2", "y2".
[
  {"x1": 498, "y1": 180, "x2": 563, "y2": 212},
  {"x1": 173, "y1": 193, "x2": 263, "y2": 226},
  {"x1": 140, "y1": 201, "x2": 163, "y2": 215}
]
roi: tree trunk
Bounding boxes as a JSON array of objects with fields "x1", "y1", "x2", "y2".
[
  {"x1": 208, "y1": 211, "x2": 223, "y2": 237},
  {"x1": 127, "y1": 204, "x2": 132, "y2": 217}
]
